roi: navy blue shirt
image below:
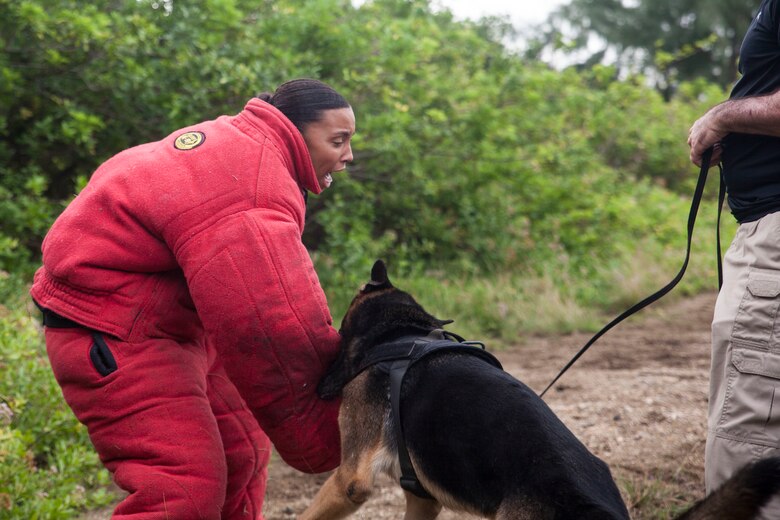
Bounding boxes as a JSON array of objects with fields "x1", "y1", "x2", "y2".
[{"x1": 722, "y1": 0, "x2": 780, "y2": 222}]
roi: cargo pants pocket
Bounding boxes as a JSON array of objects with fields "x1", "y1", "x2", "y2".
[
  {"x1": 731, "y1": 268, "x2": 780, "y2": 346},
  {"x1": 717, "y1": 347, "x2": 780, "y2": 446},
  {"x1": 716, "y1": 268, "x2": 780, "y2": 446}
]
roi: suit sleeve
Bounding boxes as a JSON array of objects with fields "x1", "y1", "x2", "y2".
[{"x1": 178, "y1": 207, "x2": 342, "y2": 473}]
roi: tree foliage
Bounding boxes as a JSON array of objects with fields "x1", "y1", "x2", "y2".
[
  {"x1": 0, "y1": 0, "x2": 726, "y2": 283},
  {"x1": 533, "y1": 0, "x2": 756, "y2": 95}
]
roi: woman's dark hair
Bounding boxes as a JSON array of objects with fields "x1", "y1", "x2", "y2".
[{"x1": 258, "y1": 79, "x2": 350, "y2": 131}]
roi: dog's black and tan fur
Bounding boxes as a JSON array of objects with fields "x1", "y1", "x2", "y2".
[{"x1": 299, "y1": 261, "x2": 780, "y2": 520}]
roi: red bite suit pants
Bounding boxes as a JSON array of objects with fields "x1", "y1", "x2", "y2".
[{"x1": 45, "y1": 326, "x2": 270, "y2": 519}]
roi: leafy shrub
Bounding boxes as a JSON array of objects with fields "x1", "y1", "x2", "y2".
[
  {"x1": 0, "y1": 285, "x2": 114, "y2": 519},
  {"x1": 2, "y1": 0, "x2": 728, "y2": 289}
]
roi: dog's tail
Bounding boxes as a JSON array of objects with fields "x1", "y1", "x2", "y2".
[{"x1": 673, "y1": 456, "x2": 780, "y2": 520}]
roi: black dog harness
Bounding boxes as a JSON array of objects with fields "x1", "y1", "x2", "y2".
[{"x1": 355, "y1": 331, "x2": 503, "y2": 499}]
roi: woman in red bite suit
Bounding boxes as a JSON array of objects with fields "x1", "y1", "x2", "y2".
[{"x1": 30, "y1": 78, "x2": 355, "y2": 519}]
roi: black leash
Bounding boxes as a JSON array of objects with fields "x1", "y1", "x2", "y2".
[{"x1": 540, "y1": 148, "x2": 723, "y2": 398}]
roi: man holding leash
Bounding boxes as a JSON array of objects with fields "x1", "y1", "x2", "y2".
[{"x1": 688, "y1": 0, "x2": 780, "y2": 517}]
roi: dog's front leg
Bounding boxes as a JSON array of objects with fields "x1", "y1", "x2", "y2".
[
  {"x1": 298, "y1": 455, "x2": 377, "y2": 520},
  {"x1": 403, "y1": 490, "x2": 442, "y2": 520}
]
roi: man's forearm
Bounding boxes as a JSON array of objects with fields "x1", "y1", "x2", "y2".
[{"x1": 710, "y1": 88, "x2": 780, "y2": 137}]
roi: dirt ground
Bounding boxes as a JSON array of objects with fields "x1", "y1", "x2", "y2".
[{"x1": 85, "y1": 292, "x2": 716, "y2": 519}]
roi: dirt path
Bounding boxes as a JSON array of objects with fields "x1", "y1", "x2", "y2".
[
  {"x1": 263, "y1": 292, "x2": 715, "y2": 519},
  {"x1": 83, "y1": 292, "x2": 716, "y2": 519}
]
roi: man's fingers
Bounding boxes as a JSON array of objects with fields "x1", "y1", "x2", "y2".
[
  {"x1": 690, "y1": 144, "x2": 721, "y2": 167},
  {"x1": 710, "y1": 146, "x2": 723, "y2": 165}
]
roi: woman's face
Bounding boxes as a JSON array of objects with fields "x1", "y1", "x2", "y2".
[{"x1": 302, "y1": 107, "x2": 355, "y2": 190}]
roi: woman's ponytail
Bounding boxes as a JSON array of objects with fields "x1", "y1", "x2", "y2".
[{"x1": 257, "y1": 79, "x2": 349, "y2": 131}]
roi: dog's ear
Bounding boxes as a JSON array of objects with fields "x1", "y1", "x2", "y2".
[
  {"x1": 371, "y1": 259, "x2": 388, "y2": 283},
  {"x1": 317, "y1": 373, "x2": 347, "y2": 400},
  {"x1": 317, "y1": 349, "x2": 351, "y2": 400},
  {"x1": 363, "y1": 259, "x2": 393, "y2": 292}
]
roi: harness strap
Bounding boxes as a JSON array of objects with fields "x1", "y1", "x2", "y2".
[
  {"x1": 356, "y1": 335, "x2": 501, "y2": 375},
  {"x1": 388, "y1": 359, "x2": 434, "y2": 499},
  {"x1": 540, "y1": 148, "x2": 723, "y2": 398},
  {"x1": 363, "y1": 334, "x2": 502, "y2": 499}
]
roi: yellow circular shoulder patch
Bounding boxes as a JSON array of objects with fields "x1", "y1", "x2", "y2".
[{"x1": 174, "y1": 131, "x2": 206, "y2": 151}]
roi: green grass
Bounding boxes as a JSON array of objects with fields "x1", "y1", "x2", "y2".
[{"x1": 620, "y1": 466, "x2": 705, "y2": 520}]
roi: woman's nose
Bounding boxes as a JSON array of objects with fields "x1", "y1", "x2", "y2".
[{"x1": 342, "y1": 143, "x2": 353, "y2": 163}]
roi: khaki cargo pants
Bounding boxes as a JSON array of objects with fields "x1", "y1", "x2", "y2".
[{"x1": 708, "y1": 211, "x2": 780, "y2": 519}]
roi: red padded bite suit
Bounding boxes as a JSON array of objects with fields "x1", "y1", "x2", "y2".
[{"x1": 31, "y1": 99, "x2": 341, "y2": 518}]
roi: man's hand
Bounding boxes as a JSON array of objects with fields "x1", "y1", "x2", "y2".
[{"x1": 688, "y1": 104, "x2": 727, "y2": 167}]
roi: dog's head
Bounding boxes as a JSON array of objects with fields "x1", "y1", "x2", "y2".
[{"x1": 318, "y1": 260, "x2": 452, "y2": 399}]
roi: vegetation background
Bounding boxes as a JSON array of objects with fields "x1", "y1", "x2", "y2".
[{"x1": 0, "y1": 0, "x2": 753, "y2": 517}]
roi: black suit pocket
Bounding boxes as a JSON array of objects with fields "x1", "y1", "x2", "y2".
[{"x1": 90, "y1": 332, "x2": 117, "y2": 377}]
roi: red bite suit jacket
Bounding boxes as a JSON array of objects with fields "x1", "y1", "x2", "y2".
[{"x1": 30, "y1": 99, "x2": 342, "y2": 472}]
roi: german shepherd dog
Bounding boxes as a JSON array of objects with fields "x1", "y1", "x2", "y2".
[{"x1": 299, "y1": 260, "x2": 780, "y2": 519}]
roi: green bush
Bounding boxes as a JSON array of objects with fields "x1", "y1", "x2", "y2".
[
  {"x1": 0, "y1": 178, "x2": 61, "y2": 275},
  {"x1": 320, "y1": 193, "x2": 731, "y2": 341},
  {"x1": 0, "y1": 282, "x2": 114, "y2": 519},
  {"x1": 2, "y1": 0, "x2": 727, "y2": 286}
]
